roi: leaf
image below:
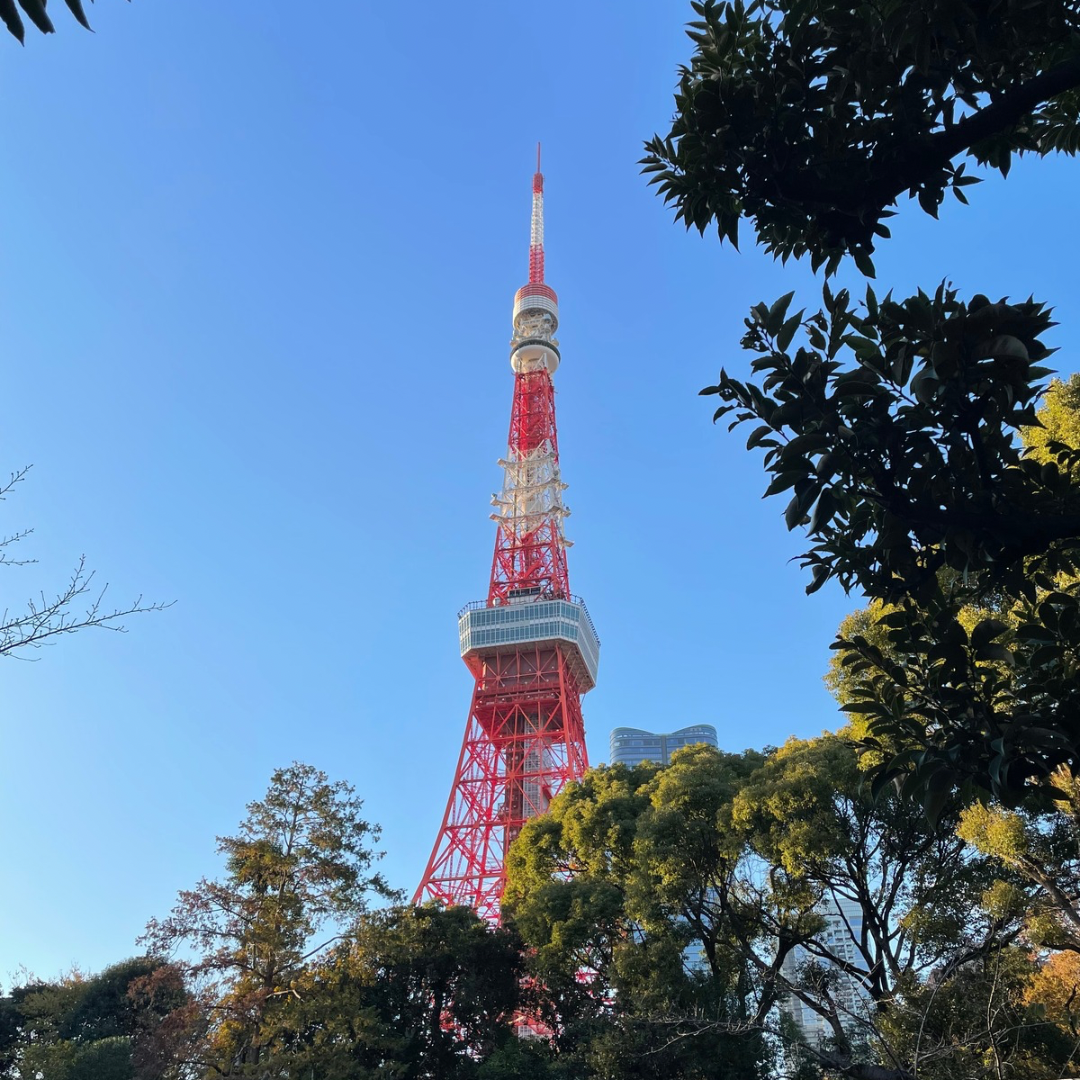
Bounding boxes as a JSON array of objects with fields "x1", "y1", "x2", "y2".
[
  {"x1": 15, "y1": 0, "x2": 53, "y2": 34},
  {"x1": 852, "y1": 250, "x2": 876, "y2": 279},
  {"x1": 970, "y1": 619, "x2": 1009, "y2": 650},
  {"x1": 975, "y1": 643, "x2": 1015, "y2": 666},
  {"x1": 806, "y1": 563, "x2": 830, "y2": 594},
  {"x1": 776, "y1": 310, "x2": 804, "y2": 353},
  {"x1": 0, "y1": 0, "x2": 25, "y2": 41},
  {"x1": 766, "y1": 291, "x2": 796, "y2": 336},
  {"x1": 870, "y1": 769, "x2": 897, "y2": 800},
  {"x1": 63, "y1": 0, "x2": 92, "y2": 30},
  {"x1": 809, "y1": 488, "x2": 837, "y2": 533},
  {"x1": 763, "y1": 471, "x2": 804, "y2": 497},
  {"x1": 746, "y1": 425, "x2": 775, "y2": 450},
  {"x1": 784, "y1": 493, "x2": 805, "y2": 530}
]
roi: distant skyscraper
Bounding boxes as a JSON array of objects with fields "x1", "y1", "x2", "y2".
[
  {"x1": 608, "y1": 725, "x2": 718, "y2": 767},
  {"x1": 781, "y1": 896, "x2": 871, "y2": 1043}
]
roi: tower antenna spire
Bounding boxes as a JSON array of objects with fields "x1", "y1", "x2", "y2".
[{"x1": 530, "y1": 144, "x2": 545, "y2": 284}]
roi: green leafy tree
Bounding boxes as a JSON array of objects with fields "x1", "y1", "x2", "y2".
[
  {"x1": 506, "y1": 740, "x2": 1073, "y2": 1080},
  {"x1": 642, "y1": 0, "x2": 1080, "y2": 272},
  {"x1": 0, "y1": 957, "x2": 188, "y2": 1080},
  {"x1": 813, "y1": 374, "x2": 1080, "y2": 808},
  {"x1": 958, "y1": 768, "x2": 1080, "y2": 953},
  {"x1": 705, "y1": 282, "x2": 1080, "y2": 808},
  {"x1": 249, "y1": 904, "x2": 534, "y2": 1080},
  {"x1": 141, "y1": 762, "x2": 395, "y2": 1077},
  {"x1": 648, "y1": 0, "x2": 1080, "y2": 810},
  {"x1": 506, "y1": 753, "x2": 772, "y2": 1080}
]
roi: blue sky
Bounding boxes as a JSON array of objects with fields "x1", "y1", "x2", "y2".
[{"x1": 1, "y1": 2, "x2": 1077, "y2": 980}]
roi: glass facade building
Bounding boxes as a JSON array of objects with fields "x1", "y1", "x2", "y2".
[
  {"x1": 608, "y1": 724, "x2": 718, "y2": 767},
  {"x1": 780, "y1": 896, "x2": 871, "y2": 1043}
]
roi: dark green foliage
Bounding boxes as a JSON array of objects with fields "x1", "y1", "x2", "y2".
[
  {"x1": 0, "y1": 957, "x2": 188, "y2": 1080},
  {"x1": 0, "y1": 0, "x2": 114, "y2": 43},
  {"x1": 642, "y1": 0, "x2": 1080, "y2": 270},
  {"x1": 705, "y1": 284, "x2": 1080, "y2": 807},
  {"x1": 505, "y1": 743, "x2": 1080, "y2": 1079},
  {"x1": 251, "y1": 904, "x2": 533, "y2": 1080}
]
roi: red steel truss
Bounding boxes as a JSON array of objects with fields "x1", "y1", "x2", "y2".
[
  {"x1": 416, "y1": 643, "x2": 589, "y2": 921},
  {"x1": 415, "y1": 154, "x2": 596, "y2": 921}
]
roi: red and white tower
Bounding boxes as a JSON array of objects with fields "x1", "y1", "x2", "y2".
[{"x1": 415, "y1": 153, "x2": 599, "y2": 922}]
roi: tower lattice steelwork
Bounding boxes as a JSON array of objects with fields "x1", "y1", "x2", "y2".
[{"x1": 415, "y1": 153, "x2": 599, "y2": 922}]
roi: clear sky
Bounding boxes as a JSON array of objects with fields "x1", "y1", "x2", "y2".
[{"x1": 1, "y1": 2, "x2": 1077, "y2": 981}]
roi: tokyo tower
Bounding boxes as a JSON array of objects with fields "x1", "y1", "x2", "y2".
[{"x1": 414, "y1": 152, "x2": 600, "y2": 922}]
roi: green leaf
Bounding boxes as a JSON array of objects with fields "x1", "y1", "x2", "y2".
[
  {"x1": 785, "y1": 493, "x2": 806, "y2": 530},
  {"x1": 975, "y1": 643, "x2": 1015, "y2": 666},
  {"x1": 0, "y1": 0, "x2": 25, "y2": 41},
  {"x1": 763, "y1": 471, "x2": 804, "y2": 498},
  {"x1": 15, "y1": 0, "x2": 53, "y2": 34},
  {"x1": 63, "y1": 0, "x2": 92, "y2": 30},
  {"x1": 776, "y1": 311, "x2": 804, "y2": 353},
  {"x1": 852, "y1": 250, "x2": 876, "y2": 279},
  {"x1": 809, "y1": 488, "x2": 837, "y2": 533},
  {"x1": 766, "y1": 291, "x2": 796, "y2": 336},
  {"x1": 806, "y1": 563, "x2": 830, "y2": 594},
  {"x1": 970, "y1": 619, "x2": 1009, "y2": 650},
  {"x1": 746, "y1": 425, "x2": 775, "y2": 450}
]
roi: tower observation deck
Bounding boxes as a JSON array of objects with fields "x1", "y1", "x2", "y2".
[{"x1": 414, "y1": 153, "x2": 599, "y2": 922}]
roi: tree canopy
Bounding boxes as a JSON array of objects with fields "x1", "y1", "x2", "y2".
[
  {"x1": 506, "y1": 740, "x2": 1079, "y2": 1080},
  {"x1": 141, "y1": 762, "x2": 395, "y2": 1076},
  {"x1": 707, "y1": 288, "x2": 1080, "y2": 806},
  {"x1": 647, "y1": 0, "x2": 1080, "y2": 806},
  {"x1": 0, "y1": 958, "x2": 188, "y2": 1080},
  {"x1": 643, "y1": 0, "x2": 1080, "y2": 272}
]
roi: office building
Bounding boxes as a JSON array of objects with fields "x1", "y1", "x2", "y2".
[{"x1": 609, "y1": 724, "x2": 718, "y2": 767}]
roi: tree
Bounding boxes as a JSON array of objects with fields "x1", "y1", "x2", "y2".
[
  {"x1": 958, "y1": 767, "x2": 1080, "y2": 954},
  {"x1": 0, "y1": 957, "x2": 188, "y2": 1080},
  {"x1": 2, "y1": 467, "x2": 168, "y2": 659},
  {"x1": 0, "y1": 0, "x2": 122, "y2": 45},
  {"x1": 645, "y1": 0, "x2": 1080, "y2": 807},
  {"x1": 642, "y1": 0, "x2": 1080, "y2": 272},
  {"x1": 249, "y1": 904, "x2": 534, "y2": 1080},
  {"x1": 141, "y1": 762, "x2": 395, "y2": 1076},
  {"x1": 506, "y1": 756, "x2": 773, "y2": 1080},
  {"x1": 705, "y1": 284, "x2": 1080, "y2": 807},
  {"x1": 1024, "y1": 949, "x2": 1080, "y2": 1038},
  {"x1": 506, "y1": 741, "x2": 1079, "y2": 1080}
]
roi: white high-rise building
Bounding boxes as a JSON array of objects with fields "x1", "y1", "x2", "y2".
[{"x1": 781, "y1": 896, "x2": 871, "y2": 1043}]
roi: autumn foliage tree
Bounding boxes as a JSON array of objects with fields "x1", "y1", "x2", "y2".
[{"x1": 141, "y1": 762, "x2": 395, "y2": 1076}]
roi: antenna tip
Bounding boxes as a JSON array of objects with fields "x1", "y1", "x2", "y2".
[{"x1": 537, "y1": 142, "x2": 542, "y2": 173}]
